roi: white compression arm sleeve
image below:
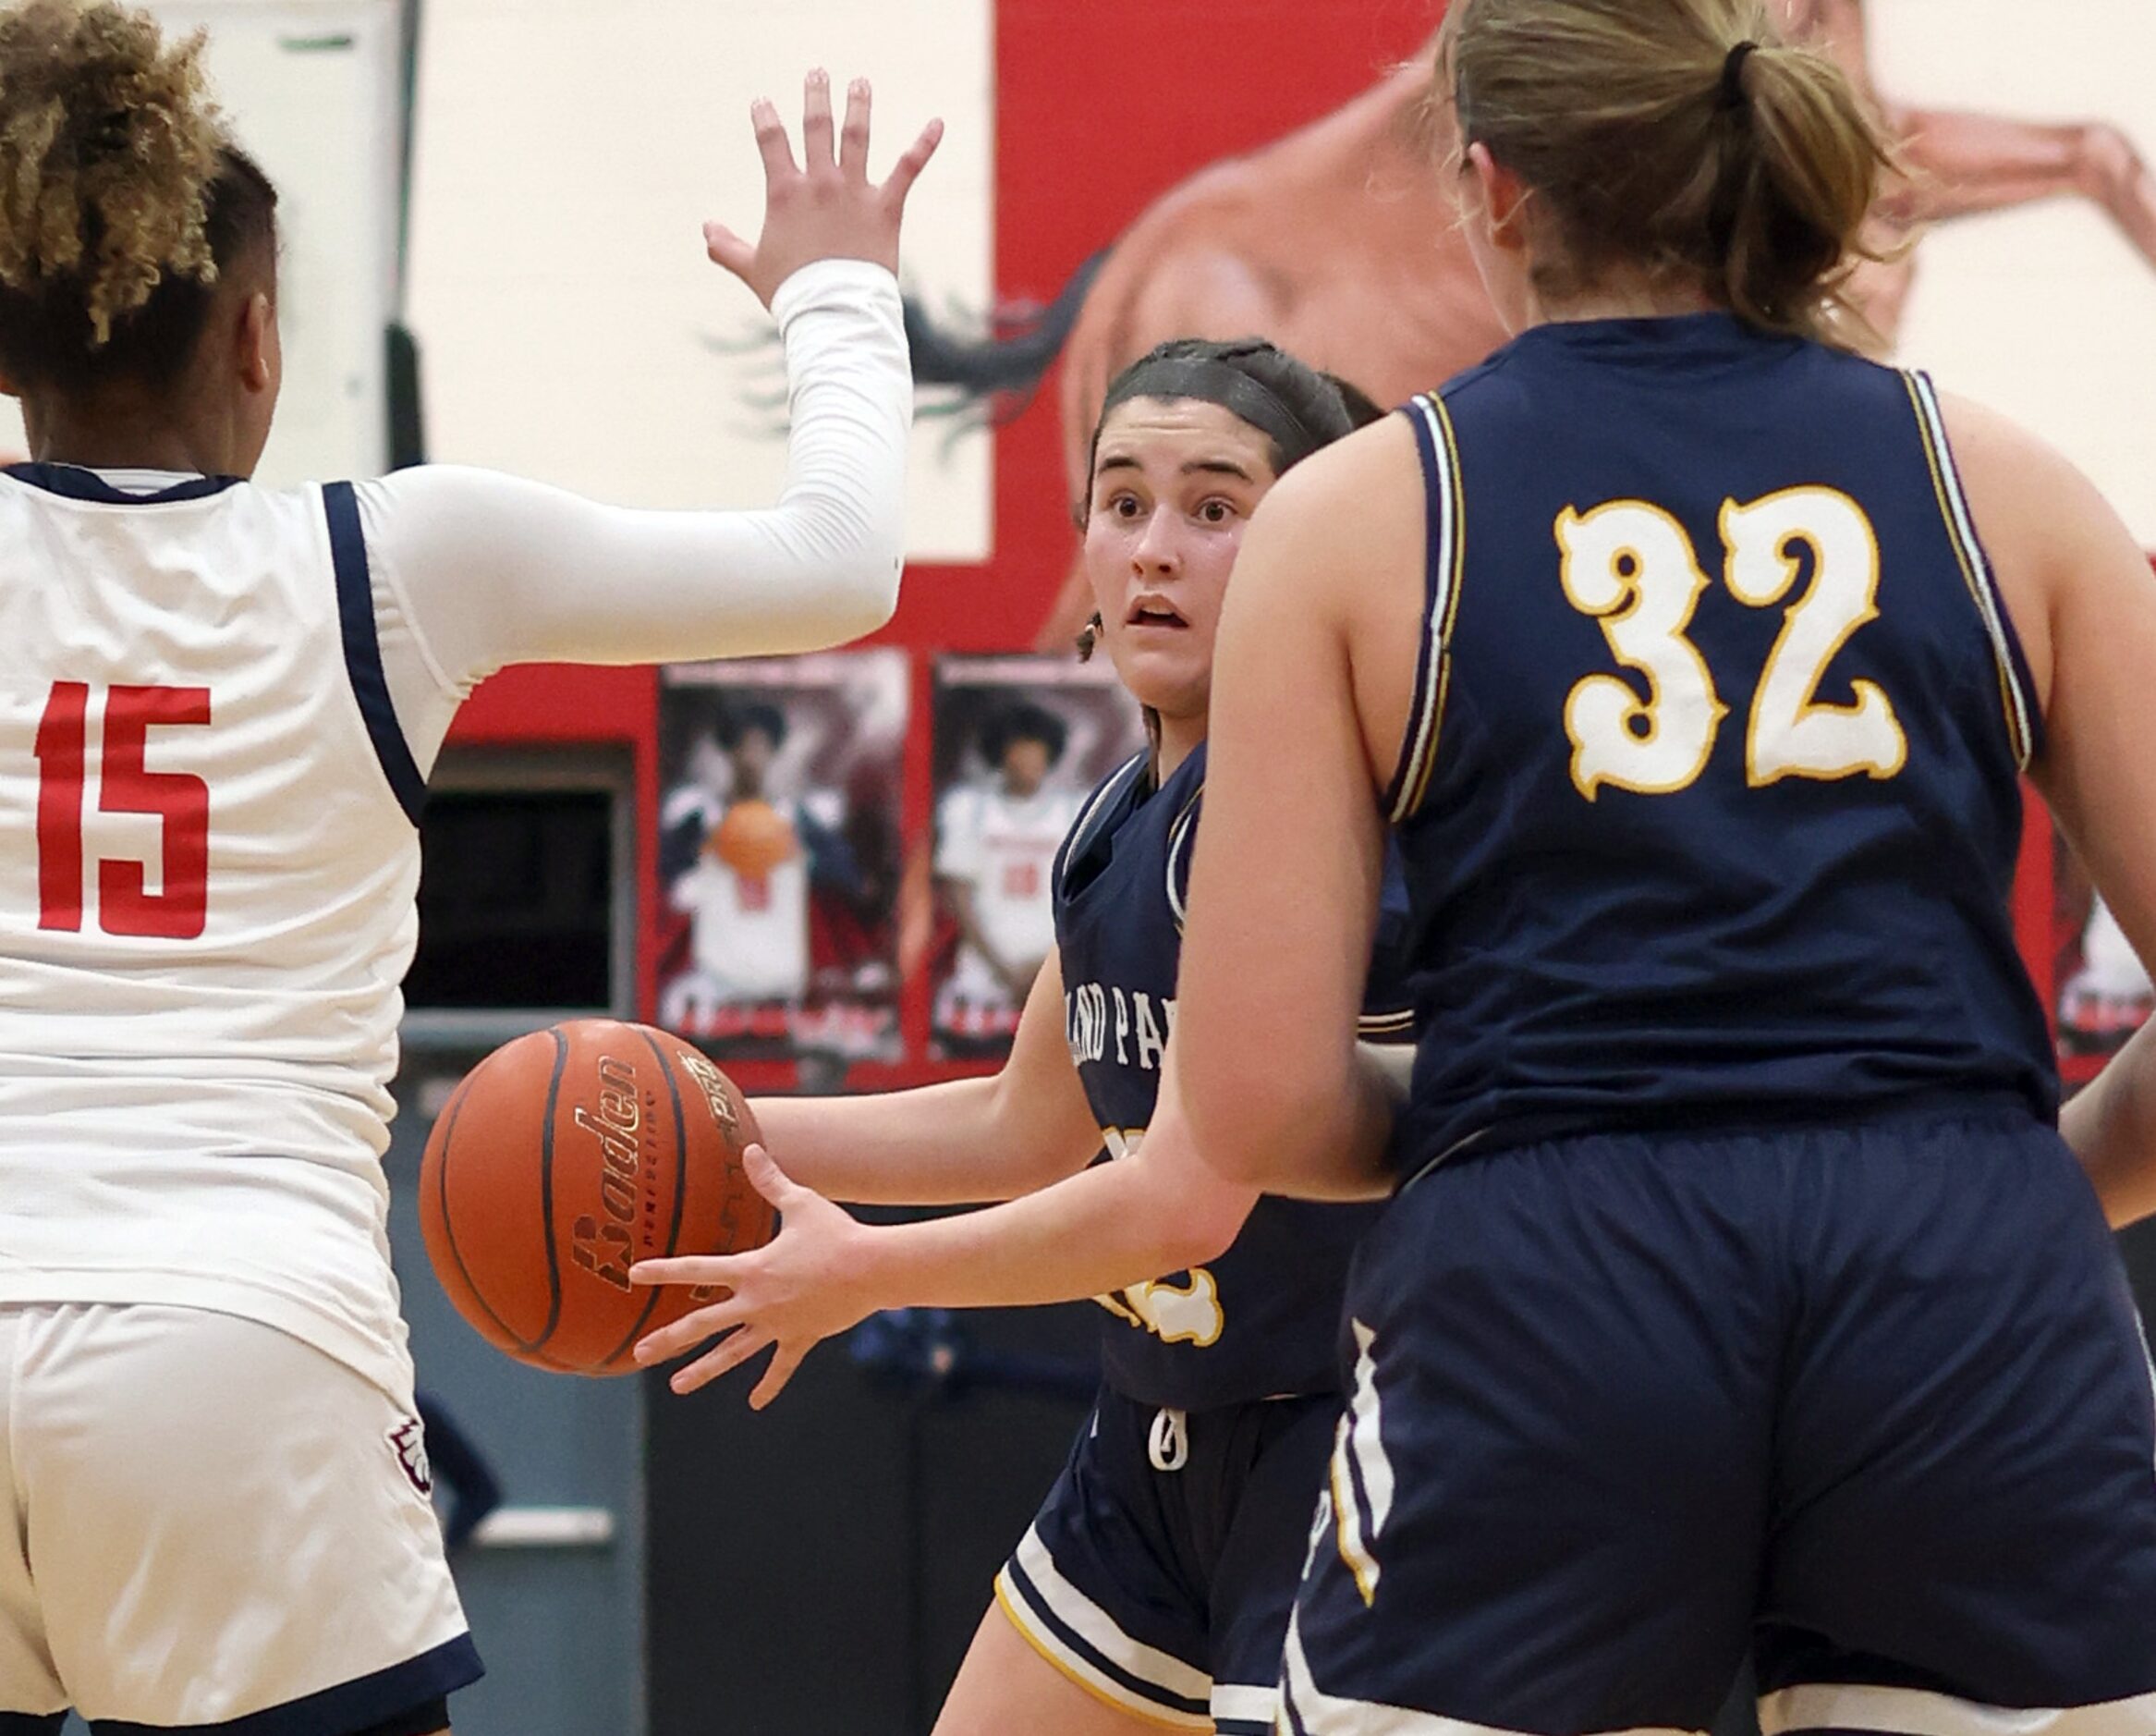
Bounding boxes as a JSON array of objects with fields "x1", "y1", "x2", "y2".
[{"x1": 356, "y1": 258, "x2": 911, "y2": 772}]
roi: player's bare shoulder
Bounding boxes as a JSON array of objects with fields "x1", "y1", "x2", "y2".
[
  {"x1": 1931, "y1": 386, "x2": 2138, "y2": 713},
  {"x1": 1242, "y1": 410, "x2": 1423, "y2": 622}
]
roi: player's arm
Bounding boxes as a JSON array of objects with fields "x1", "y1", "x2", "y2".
[
  {"x1": 1945, "y1": 393, "x2": 2156, "y2": 1227},
  {"x1": 355, "y1": 76, "x2": 942, "y2": 759},
  {"x1": 630, "y1": 1025, "x2": 1413, "y2": 1406},
  {"x1": 747, "y1": 944, "x2": 1101, "y2": 1206},
  {"x1": 1174, "y1": 435, "x2": 1408, "y2": 1200},
  {"x1": 629, "y1": 1043, "x2": 1252, "y2": 1406}
]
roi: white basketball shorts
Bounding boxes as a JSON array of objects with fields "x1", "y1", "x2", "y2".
[{"x1": 0, "y1": 1303, "x2": 480, "y2": 1733}]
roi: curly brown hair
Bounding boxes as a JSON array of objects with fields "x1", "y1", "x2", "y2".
[{"x1": 0, "y1": 0, "x2": 276, "y2": 388}]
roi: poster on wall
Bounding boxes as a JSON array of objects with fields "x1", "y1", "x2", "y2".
[
  {"x1": 2054, "y1": 844, "x2": 2153, "y2": 1084},
  {"x1": 656, "y1": 652, "x2": 908, "y2": 1072},
  {"x1": 926, "y1": 656, "x2": 1147, "y2": 1058}
]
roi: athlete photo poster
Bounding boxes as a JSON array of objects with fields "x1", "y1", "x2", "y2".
[
  {"x1": 654, "y1": 653, "x2": 909, "y2": 1075},
  {"x1": 924, "y1": 657, "x2": 1147, "y2": 1059}
]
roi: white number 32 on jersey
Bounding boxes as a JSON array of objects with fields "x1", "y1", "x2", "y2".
[{"x1": 1556, "y1": 488, "x2": 1907, "y2": 800}]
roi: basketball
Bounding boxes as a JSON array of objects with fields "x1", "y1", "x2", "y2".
[
  {"x1": 708, "y1": 797, "x2": 800, "y2": 878},
  {"x1": 420, "y1": 1019, "x2": 773, "y2": 1375}
]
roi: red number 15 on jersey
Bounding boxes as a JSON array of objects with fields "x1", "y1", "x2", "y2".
[{"x1": 34, "y1": 680, "x2": 213, "y2": 940}]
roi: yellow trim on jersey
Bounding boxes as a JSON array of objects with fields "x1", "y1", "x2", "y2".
[
  {"x1": 992, "y1": 1573, "x2": 1213, "y2": 1731},
  {"x1": 1390, "y1": 394, "x2": 1467, "y2": 825},
  {"x1": 1901, "y1": 372, "x2": 2035, "y2": 768},
  {"x1": 1329, "y1": 1436, "x2": 1382, "y2": 1608}
]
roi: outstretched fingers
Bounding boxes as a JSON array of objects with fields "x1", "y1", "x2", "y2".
[
  {"x1": 632, "y1": 1291, "x2": 751, "y2": 1367},
  {"x1": 749, "y1": 94, "x2": 798, "y2": 183},
  {"x1": 630, "y1": 1251, "x2": 744, "y2": 1290},
  {"x1": 739, "y1": 1141, "x2": 798, "y2": 1208},
  {"x1": 674, "y1": 1326, "x2": 775, "y2": 1396},
  {"x1": 801, "y1": 67, "x2": 836, "y2": 171},
  {"x1": 749, "y1": 1345, "x2": 809, "y2": 1410},
  {"x1": 880, "y1": 116, "x2": 944, "y2": 215},
  {"x1": 839, "y1": 77, "x2": 872, "y2": 180},
  {"x1": 703, "y1": 219, "x2": 754, "y2": 280}
]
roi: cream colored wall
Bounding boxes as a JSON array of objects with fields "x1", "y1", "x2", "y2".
[
  {"x1": 406, "y1": 0, "x2": 993, "y2": 559},
  {"x1": 1873, "y1": 0, "x2": 2156, "y2": 544},
  {"x1": 0, "y1": 0, "x2": 400, "y2": 484}
]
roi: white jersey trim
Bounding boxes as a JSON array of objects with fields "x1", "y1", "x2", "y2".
[
  {"x1": 1280, "y1": 1603, "x2": 1702, "y2": 1736},
  {"x1": 1903, "y1": 371, "x2": 2037, "y2": 770},
  {"x1": 1164, "y1": 782, "x2": 1202, "y2": 935},
  {"x1": 994, "y1": 1522, "x2": 1212, "y2": 1727},
  {"x1": 1212, "y1": 1681, "x2": 1280, "y2": 1733},
  {"x1": 1386, "y1": 394, "x2": 1463, "y2": 825}
]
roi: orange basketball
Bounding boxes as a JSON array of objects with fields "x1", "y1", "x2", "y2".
[
  {"x1": 419, "y1": 1019, "x2": 771, "y2": 1375},
  {"x1": 707, "y1": 798, "x2": 799, "y2": 877}
]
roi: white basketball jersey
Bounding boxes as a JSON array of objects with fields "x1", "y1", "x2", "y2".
[
  {"x1": 937, "y1": 782, "x2": 1079, "y2": 1002},
  {"x1": 0, "y1": 466, "x2": 422, "y2": 1402},
  {"x1": 678, "y1": 851, "x2": 811, "y2": 1001}
]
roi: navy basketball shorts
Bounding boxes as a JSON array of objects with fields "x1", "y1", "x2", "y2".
[
  {"x1": 1280, "y1": 1112, "x2": 2156, "y2": 1736},
  {"x1": 997, "y1": 1385, "x2": 1339, "y2": 1734}
]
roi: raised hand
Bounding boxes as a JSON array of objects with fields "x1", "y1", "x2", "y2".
[
  {"x1": 704, "y1": 68, "x2": 944, "y2": 309},
  {"x1": 630, "y1": 1143, "x2": 882, "y2": 1408}
]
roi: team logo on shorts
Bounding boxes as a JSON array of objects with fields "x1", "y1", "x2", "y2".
[{"x1": 389, "y1": 1416, "x2": 433, "y2": 1497}]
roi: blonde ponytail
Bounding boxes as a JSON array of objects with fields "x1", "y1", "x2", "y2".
[{"x1": 1439, "y1": 0, "x2": 1902, "y2": 343}]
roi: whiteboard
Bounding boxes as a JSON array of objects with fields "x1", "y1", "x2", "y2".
[{"x1": 0, "y1": 0, "x2": 400, "y2": 484}]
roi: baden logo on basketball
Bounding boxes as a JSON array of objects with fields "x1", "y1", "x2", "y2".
[{"x1": 568, "y1": 1053, "x2": 646, "y2": 1293}]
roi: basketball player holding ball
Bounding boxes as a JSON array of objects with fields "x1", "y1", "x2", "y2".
[
  {"x1": 0, "y1": 2, "x2": 937, "y2": 1730},
  {"x1": 635, "y1": 340, "x2": 1414, "y2": 1736}
]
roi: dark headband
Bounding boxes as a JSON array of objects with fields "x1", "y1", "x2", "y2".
[{"x1": 1100, "y1": 354, "x2": 1334, "y2": 471}]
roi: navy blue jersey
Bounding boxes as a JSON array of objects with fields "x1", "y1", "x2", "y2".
[
  {"x1": 1055, "y1": 744, "x2": 1410, "y2": 1409},
  {"x1": 1385, "y1": 313, "x2": 2056, "y2": 1171}
]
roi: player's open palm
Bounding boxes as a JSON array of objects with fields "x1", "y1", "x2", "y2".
[
  {"x1": 707, "y1": 68, "x2": 944, "y2": 309},
  {"x1": 630, "y1": 1143, "x2": 878, "y2": 1407}
]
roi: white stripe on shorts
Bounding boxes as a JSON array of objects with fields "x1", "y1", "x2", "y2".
[
  {"x1": 1279, "y1": 1603, "x2": 1701, "y2": 1736},
  {"x1": 1212, "y1": 1680, "x2": 1279, "y2": 1730},
  {"x1": 994, "y1": 1524, "x2": 1212, "y2": 1729},
  {"x1": 1760, "y1": 1682, "x2": 2156, "y2": 1736}
]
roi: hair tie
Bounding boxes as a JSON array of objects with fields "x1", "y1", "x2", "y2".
[{"x1": 1720, "y1": 40, "x2": 1759, "y2": 111}]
